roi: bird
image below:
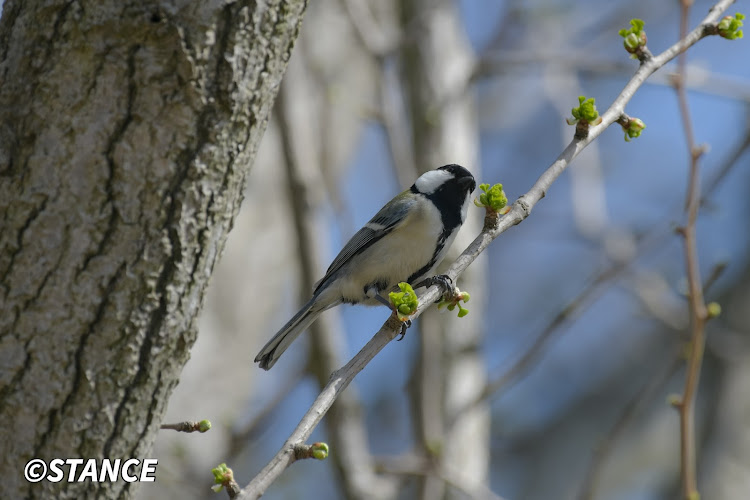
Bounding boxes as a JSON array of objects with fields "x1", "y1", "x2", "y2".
[{"x1": 254, "y1": 164, "x2": 476, "y2": 370}]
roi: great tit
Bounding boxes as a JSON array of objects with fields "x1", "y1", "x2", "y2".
[{"x1": 255, "y1": 164, "x2": 476, "y2": 370}]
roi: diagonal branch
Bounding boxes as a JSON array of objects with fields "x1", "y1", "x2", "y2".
[{"x1": 235, "y1": 1, "x2": 737, "y2": 497}]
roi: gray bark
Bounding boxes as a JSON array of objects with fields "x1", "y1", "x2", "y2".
[{"x1": 0, "y1": 1, "x2": 306, "y2": 498}]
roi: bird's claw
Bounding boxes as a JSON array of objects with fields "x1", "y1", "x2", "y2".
[
  {"x1": 414, "y1": 274, "x2": 455, "y2": 303},
  {"x1": 397, "y1": 319, "x2": 412, "y2": 341}
]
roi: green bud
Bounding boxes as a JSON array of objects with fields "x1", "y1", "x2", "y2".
[
  {"x1": 198, "y1": 420, "x2": 212, "y2": 433},
  {"x1": 211, "y1": 463, "x2": 233, "y2": 488},
  {"x1": 623, "y1": 33, "x2": 641, "y2": 52},
  {"x1": 619, "y1": 19, "x2": 647, "y2": 53},
  {"x1": 311, "y1": 442, "x2": 329, "y2": 460},
  {"x1": 474, "y1": 183, "x2": 508, "y2": 212},
  {"x1": 718, "y1": 13, "x2": 744, "y2": 40},
  {"x1": 437, "y1": 287, "x2": 471, "y2": 318},
  {"x1": 389, "y1": 282, "x2": 418, "y2": 320},
  {"x1": 569, "y1": 96, "x2": 599, "y2": 126},
  {"x1": 622, "y1": 117, "x2": 646, "y2": 142},
  {"x1": 707, "y1": 302, "x2": 722, "y2": 319}
]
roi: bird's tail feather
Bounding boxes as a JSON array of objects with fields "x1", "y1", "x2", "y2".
[{"x1": 254, "y1": 297, "x2": 322, "y2": 370}]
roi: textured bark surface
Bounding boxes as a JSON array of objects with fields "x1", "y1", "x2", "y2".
[{"x1": 0, "y1": 1, "x2": 306, "y2": 498}]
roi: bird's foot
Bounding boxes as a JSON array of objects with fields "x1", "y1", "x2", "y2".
[
  {"x1": 397, "y1": 319, "x2": 412, "y2": 341},
  {"x1": 413, "y1": 274, "x2": 455, "y2": 302},
  {"x1": 378, "y1": 293, "x2": 414, "y2": 340}
]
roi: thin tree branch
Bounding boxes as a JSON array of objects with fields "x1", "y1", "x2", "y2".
[
  {"x1": 160, "y1": 420, "x2": 211, "y2": 433},
  {"x1": 235, "y1": 2, "x2": 736, "y2": 497},
  {"x1": 276, "y1": 73, "x2": 396, "y2": 498},
  {"x1": 466, "y1": 110, "x2": 749, "y2": 413},
  {"x1": 579, "y1": 259, "x2": 729, "y2": 499},
  {"x1": 673, "y1": 1, "x2": 714, "y2": 498}
]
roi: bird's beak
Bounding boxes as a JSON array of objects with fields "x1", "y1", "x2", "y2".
[{"x1": 459, "y1": 176, "x2": 476, "y2": 193}]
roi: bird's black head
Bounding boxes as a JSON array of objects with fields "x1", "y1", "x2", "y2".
[
  {"x1": 412, "y1": 163, "x2": 476, "y2": 197},
  {"x1": 411, "y1": 163, "x2": 476, "y2": 232},
  {"x1": 437, "y1": 164, "x2": 476, "y2": 195}
]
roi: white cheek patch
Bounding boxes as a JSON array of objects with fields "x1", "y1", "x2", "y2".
[
  {"x1": 460, "y1": 191, "x2": 471, "y2": 222},
  {"x1": 415, "y1": 169, "x2": 453, "y2": 194}
]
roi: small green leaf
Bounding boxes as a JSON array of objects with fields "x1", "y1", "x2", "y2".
[
  {"x1": 569, "y1": 96, "x2": 599, "y2": 126},
  {"x1": 578, "y1": 96, "x2": 599, "y2": 122},
  {"x1": 474, "y1": 183, "x2": 507, "y2": 212},
  {"x1": 389, "y1": 282, "x2": 418, "y2": 320},
  {"x1": 718, "y1": 13, "x2": 744, "y2": 40}
]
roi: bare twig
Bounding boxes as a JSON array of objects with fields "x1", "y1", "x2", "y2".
[
  {"x1": 673, "y1": 1, "x2": 714, "y2": 498},
  {"x1": 235, "y1": 2, "x2": 736, "y2": 497},
  {"x1": 579, "y1": 258, "x2": 729, "y2": 499},
  {"x1": 160, "y1": 420, "x2": 211, "y2": 433},
  {"x1": 468, "y1": 114, "x2": 748, "y2": 413}
]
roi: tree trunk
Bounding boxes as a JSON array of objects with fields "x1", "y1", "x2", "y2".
[{"x1": 0, "y1": 1, "x2": 306, "y2": 498}]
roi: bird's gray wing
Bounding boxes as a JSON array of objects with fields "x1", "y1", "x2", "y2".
[{"x1": 313, "y1": 192, "x2": 415, "y2": 294}]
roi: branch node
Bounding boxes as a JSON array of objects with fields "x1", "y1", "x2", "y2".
[
  {"x1": 482, "y1": 211, "x2": 500, "y2": 232},
  {"x1": 668, "y1": 393, "x2": 684, "y2": 408},
  {"x1": 515, "y1": 198, "x2": 532, "y2": 220},
  {"x1": 211, "y1": 463, "x2": 240, "y2": 498},
  {"x1": 636, "y1": 46, "x2": 654, "y2": 64}
]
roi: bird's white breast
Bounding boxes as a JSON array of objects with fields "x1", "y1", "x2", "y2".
[{"x1": 333, "y1": 200, "x2": 444, "y2": 304}]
